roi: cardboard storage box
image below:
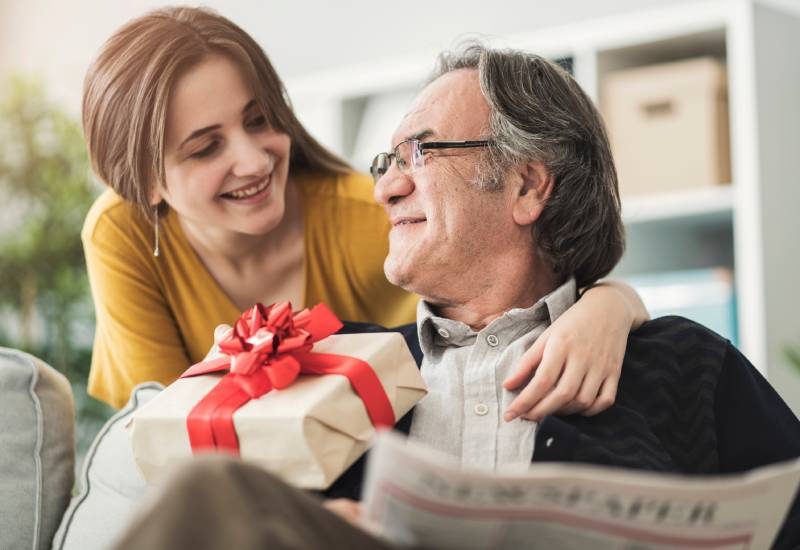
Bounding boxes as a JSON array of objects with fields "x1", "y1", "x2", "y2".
[{"x1": 602, "y1": 57, "x2": 730, "y2": 196}]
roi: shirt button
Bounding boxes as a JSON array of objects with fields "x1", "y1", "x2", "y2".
[
  {"x1": 474, "y1": 403, "x2": 489, "y2": 416},
  {"x1": 545, "y1": 437, "x2": 555, "y2": 448},
  {"x1": 486, "y1": 334, "x2": 499, "y2": 347},
  {"x1": 437, "y1": 328, "x2": 450, "y2": 338}
]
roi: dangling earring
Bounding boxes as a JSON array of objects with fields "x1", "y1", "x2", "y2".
[{"x1": 153, "y1": 206, "x2": 160, "y2": 257}]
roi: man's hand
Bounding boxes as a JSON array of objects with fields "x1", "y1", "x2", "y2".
[
  {"x1": 502, "y1": 280, "x2": 648, "y2": 422},
  {"x1": 324, "y1": 498, "x2": 363, "y2": 527}
]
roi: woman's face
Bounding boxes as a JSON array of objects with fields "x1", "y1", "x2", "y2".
[{"x1": 156, "y1": 54, "x2": 292, "y2": 237}]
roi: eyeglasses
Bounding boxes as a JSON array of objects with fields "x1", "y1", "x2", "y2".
[{"x1": 370, "y1": 138, "x2": 491, "y2": 183}]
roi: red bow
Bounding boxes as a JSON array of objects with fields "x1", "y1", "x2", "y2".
[{"x1": 181, "y1": 302, "x2": 396, "y2": 454}]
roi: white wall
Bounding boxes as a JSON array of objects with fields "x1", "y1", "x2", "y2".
[{"x1": 0, "y1": 0, "x2": 691, "y2": 114}]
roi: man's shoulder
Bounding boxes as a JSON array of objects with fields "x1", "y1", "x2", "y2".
[
  {"x1": 622, "y1": 315, "x2": 732, "y2": 392},
  {"x1": 629, "y1": 315, "x2": 731, "y2": 356}
]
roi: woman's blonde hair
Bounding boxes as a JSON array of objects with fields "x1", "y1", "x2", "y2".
[{"x1": 83, "y1": 6, "x2": 350, "y2": 220}]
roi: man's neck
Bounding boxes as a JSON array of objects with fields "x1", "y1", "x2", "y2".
[{"x1": 426, "y1": 263, "x2": 559, "y2": 331}]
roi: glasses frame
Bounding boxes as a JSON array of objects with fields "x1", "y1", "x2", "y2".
[{"x1": 370, "y1": 138, "x2": 491, "y2": 182}]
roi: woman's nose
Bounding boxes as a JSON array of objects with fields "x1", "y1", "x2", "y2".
[{"x1": 231, "y1": 134, "x2": 271, "y2": 178}]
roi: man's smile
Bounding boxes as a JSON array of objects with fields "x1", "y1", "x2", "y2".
[{"x1": 390, "y1": 216, "x2": 426, "y2": 227}]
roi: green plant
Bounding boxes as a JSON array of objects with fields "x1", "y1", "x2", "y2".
[
  {"x1": 0, "y1": 74, "x2": 112, "y2": 456},
  {"x1": 787, "y1": 345, "x2": 800, "y2": 376}
]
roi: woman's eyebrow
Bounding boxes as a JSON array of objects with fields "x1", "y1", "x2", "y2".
[
  {"x1": 178, "y1": 100, "x2": 259, "y2": 149},
  {"x1": 179, "y1": 125, "x2": 221, "y2": 149}
]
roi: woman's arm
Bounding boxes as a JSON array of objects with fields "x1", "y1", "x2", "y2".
[
  {"x1": 588, "y1": 279, "x2": 649, "y2": 329},
  {"x1": 503, "y1": 279, "x2": 649, "y2": 421},
  {"x1": 83, "y1": 199, "x2": 191, "y2": 408}
]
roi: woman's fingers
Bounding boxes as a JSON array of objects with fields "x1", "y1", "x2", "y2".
[
  {"x1": 518, "y1": 364, "x2": 584, "y2": 422},
  {"x1": 203, "y1": 324, "x2": 233, "y2": 360},
  {"x1": 581, "y1": 375, "x2": 619, "y2": 417},
  {"x1": 504, "y1": 337, "x2": 567, "y2": 421},
  {"x1": 503, "y1": 330, "x2": 547, "y2": 390},
  {"x1": 556, "y1": 369, "x2": 605, "y2": 416},
  {"x1": 214, "y1": 324, "x2": 232, "y2": 343}
]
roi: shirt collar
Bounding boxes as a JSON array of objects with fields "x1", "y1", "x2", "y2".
[{"x1": 417, "y1": 278, "x2": 578, "y2": 356}]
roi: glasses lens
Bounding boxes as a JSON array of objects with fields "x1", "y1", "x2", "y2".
[
  {"x1": 394, "y1": 141, "x2": 411, "y2": 173},
  {"x1": 395, "y1": 139, "x2": 425, "y2": 173},
  {"x1": 371, "y1": 139, "x2": 425, "y2": 182},
  {"x1": 409, "y1": 139, "x2": 424, "y2": 169},
  {"x1": 370, "y1": 153, "x2": 390, "y2": 182}
]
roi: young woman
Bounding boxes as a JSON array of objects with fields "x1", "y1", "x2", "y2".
[{"x1": 81, "y1": 6, "x2": 647, "y2": 413}]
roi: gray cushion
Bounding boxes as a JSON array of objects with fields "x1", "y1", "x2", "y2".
[
  {"x1": 53, "y1": 382, "x2": 162, "y2": 550},
  {"x1": 0, "y1": 347, "x2": 75, "y2": 550}
]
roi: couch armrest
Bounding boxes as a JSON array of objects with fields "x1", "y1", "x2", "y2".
[{"x1": 0, "y1": 347, "x2": 75, "y2": 550}]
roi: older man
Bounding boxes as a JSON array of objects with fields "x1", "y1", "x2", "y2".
[{"x1": 114, "y1": 44, "x2": 800, "y2": 550}]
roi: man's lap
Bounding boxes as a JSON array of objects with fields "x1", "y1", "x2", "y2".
[{"x1": 112, "y1": 455, "x2": 397, "y2": 550}]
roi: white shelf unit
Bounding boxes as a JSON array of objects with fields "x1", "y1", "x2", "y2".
[{"x1": 287, "y1": 0, "x2": 800, "y2": 412}]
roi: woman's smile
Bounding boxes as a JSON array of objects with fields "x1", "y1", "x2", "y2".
[{"x1": 219, "y1": 174, "x2": 272, "y2": 203}]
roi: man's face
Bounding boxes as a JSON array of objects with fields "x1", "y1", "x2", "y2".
[{"x1": 373, "y1": 69, "x2": 521, "y2": 303}]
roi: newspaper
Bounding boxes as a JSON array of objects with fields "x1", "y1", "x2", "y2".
[{"x1": 361, "y1": 431, "x2": 800, "y2": 550}]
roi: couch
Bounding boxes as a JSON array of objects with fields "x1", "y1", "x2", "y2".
[{"x1": 0, "y1": 347, "x2": 161, "y2": 550}]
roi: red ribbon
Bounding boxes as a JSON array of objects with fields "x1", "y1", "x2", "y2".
[{"x1": 180, "y1": 302, "x2": 396, "y2": 454}]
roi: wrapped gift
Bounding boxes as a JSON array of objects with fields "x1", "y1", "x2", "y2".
[{"x1": 130, "y1": 302, "x2": 426, "y2": 489}]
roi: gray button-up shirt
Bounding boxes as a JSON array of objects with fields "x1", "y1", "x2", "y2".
[{"x1": 408, "y1": 278, "x2": 577, "y2": 472}]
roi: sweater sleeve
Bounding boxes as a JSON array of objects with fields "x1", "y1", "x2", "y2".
[{"x1": 714, "y1": 342, "x2": 800, "y2": 549}]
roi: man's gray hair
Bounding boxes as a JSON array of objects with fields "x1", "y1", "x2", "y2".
[{"x1": 431, "y1": 42, "x2": 625, "y2": 288}]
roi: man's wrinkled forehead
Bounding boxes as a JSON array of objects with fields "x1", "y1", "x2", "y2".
[
  {"x1": 390, "y1": 68, "x2": 489, "y2": 147},
  {"x1": 390, "y1": 93, "x2": 439, "y2": 148}
]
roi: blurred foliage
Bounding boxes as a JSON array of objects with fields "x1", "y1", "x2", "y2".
[
  {"x1": 0, "y1": 74, "x2": 112, "y2": 455},
  {"x1": 788, "y1": 345, "x2": 800, "y2": 377}
]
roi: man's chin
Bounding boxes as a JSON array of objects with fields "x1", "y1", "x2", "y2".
[{"x1": 384, "y1": 258, "x2": 416, "y2": 292}]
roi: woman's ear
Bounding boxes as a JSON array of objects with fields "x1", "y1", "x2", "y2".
[
  {"x1": 149, "y1": 185, "x2": 163, "y2": 207},
  {"x1": 512, "y1": 161, "x2": 554, "y2": 226}
]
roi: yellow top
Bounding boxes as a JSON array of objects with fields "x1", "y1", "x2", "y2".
[{"x1": 82, "y1": 170, "x2": 418, "y2": 408}]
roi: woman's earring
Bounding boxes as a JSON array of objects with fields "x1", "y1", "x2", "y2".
[{"x1": 153, "y1": 207, "x2": 160, "y2": 257}]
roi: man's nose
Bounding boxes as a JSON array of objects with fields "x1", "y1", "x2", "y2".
[
  {"x1": 374, "y1": 168, "x2": 415, "y2": 206},
  {"x1": 231, "y1": 134, "x2": 270, "y2": 178}
]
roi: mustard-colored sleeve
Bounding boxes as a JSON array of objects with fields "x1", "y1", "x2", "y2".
[
  {"x1": 82, "y1": 197, "x2": 190, "y2": 408},
  {"x1": 342, "y1": 199, "x2": 418, "y2": 327},
  {"x1": 338, "y1": 173, "x2": 418, "y2": 327},
  {"x1": 305, "y1": 171, "x2": 418, "y2": 327}
]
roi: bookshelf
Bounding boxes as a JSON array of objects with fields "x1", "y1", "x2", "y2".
[{"x1": 286, "y1": 0, "x2": 800, "y2": 412}]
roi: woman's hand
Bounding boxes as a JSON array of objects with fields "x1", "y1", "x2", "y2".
[
  {"x1": 204, "y1": 324, "x2": 233, "y2": 360},
  {"x1": 502, "y1": 280, "x2": 649, "y2": 422}
]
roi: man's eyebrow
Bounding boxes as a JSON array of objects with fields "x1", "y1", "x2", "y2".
[
  {"x1": 179, "y1": 100, "x2": 258, "y2": 149},
  {"x1": 409, "y1": 129, "x2": 434, "y2": 141},
  {"x1": 392, "y1": 129, "x2": 434, "y2": 148}
]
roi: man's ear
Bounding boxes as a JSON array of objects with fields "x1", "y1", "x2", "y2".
[{"x1": 512, "y1": 161, "x2": 554, "y2": 226}]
